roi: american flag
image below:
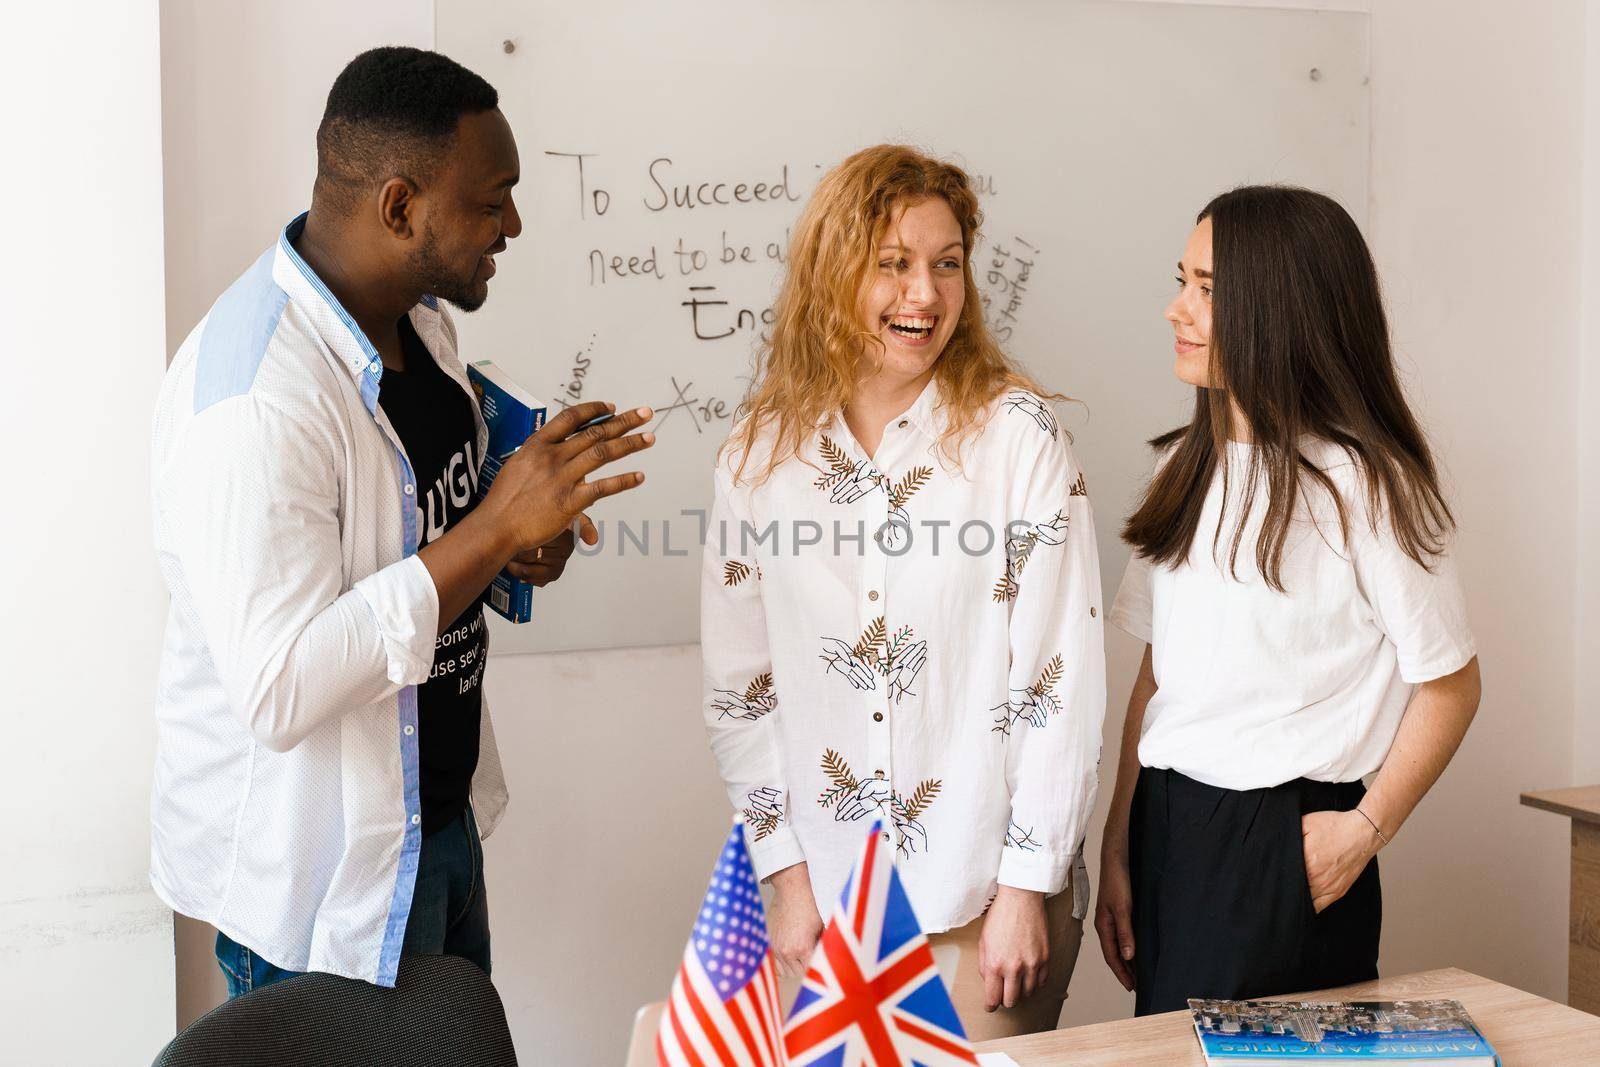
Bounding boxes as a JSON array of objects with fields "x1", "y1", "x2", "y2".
[
  {"x1": 657, "y1": 822, "x2": 787, "y2": 1066},
  {"x1": 783, "y1": 821, "x2": 978, "y2": 1065}
]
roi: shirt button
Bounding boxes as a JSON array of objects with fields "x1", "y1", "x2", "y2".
[
  {"x1": 874, "y1": 769, "x2": 885, "y2": 779},
  {"x1": 873, "y1": 712, "x2": 883, "y2": 722},
  {"x1": 868, "y1": 590, "x2": 879, "y2": 602},
  {"x1": 403, "y1": 724, "x2": 415, "y2": 736},
  {"x1": 410, "y1": 814, "x2": 421, "y2": 826},
  {"x1": 881, "y1": 832, "x2": 892, "y2": 843},
  {"x1": 1090, "y1": 606, "x2": 1098, "y2": 617},
  {"x1": 897, "y1": 420, "x2": 908, "y2": 429},
  {"x1": 369, "y1": 361, "x2": 381, "y2": 373},
  {"x1": 404, "y1": 484, "x2": 415, "y2": 495}
]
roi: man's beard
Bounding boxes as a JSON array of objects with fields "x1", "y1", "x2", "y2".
[{"x1": 412, "y1": 222, "x2": 486, "y2": 313}]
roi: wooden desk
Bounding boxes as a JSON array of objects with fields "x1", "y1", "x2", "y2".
[
  {"x1": 1522, "y1": 785, "x2": 1600, "y2": 1012},
  {"x1": 977, "y1": 968, "x2": 1600, "y2": 1065}
]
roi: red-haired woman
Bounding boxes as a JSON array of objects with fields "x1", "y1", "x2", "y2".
[{"x1": 699, "y1": 145, "x2": 1105, "y2": 1039}]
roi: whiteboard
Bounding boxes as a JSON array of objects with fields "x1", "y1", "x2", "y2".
[{"x1": 437, "y1": 0, "x2": 1369, "y2": 654}]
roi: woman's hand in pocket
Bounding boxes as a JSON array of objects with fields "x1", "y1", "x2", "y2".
[{"x1": 1301, "y1": 809, "x2": 1382, "y2": 914}]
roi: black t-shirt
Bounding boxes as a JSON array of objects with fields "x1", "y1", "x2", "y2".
[{"x1": 380, "y1": 315, "x2": 488, "y2": 836}]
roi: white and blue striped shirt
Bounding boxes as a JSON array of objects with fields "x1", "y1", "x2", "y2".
[{"x1": 149, "y1": 214, "x2": 507, "y2": 986}]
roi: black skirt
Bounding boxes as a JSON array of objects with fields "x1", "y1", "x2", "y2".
[{"x1": 1128, "y1": 766, "x2": 1382, "y2": 1016}]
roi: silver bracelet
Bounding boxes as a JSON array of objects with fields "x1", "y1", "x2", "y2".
[{"x1": 1354, "y1": 806, "x2": 1390, "y2": 846}]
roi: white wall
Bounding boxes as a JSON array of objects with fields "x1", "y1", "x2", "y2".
[
  {"x1": 158, "y1": 0, "x2": 1588, "y2": 1061},
  {"x1": 0, "y1": 2, "x2": 175, "y2": 1063},
  {"x1": 1573, "y1": 4, "x2": 1600, "y2": 785},
  {"x1": 1355, "y1": 0, "x2": 1580, "y2": 1002},
  {"x1": 160, "y1": 0, "x2": 436, "y2": 349}
]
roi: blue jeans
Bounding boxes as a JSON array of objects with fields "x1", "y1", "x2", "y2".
[{"x1": 215, "y1": 806, "x2": 491, "y2": 998}]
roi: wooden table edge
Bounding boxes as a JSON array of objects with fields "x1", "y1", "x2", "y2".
[
  {"x1": 1521, "y1": 786, "x2": 1600, "y2": 824},
  {"x1": 975, "y1": 966, "x2": 1600, "y2": 1065}
]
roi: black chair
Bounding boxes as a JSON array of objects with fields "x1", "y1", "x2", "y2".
[{"x1": 152, "y1": 954, "x2": 518, "y2": 1066}]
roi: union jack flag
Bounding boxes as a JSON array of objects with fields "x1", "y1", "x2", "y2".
[
  {"x1": 658, "y1": 821, "x2": 788, "y2": 1066},
  {"x1": 783, "y1": 821, "x2": 978, "y2": 1065}
]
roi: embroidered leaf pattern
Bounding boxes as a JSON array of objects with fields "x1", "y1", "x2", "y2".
[
  {"x1": 881, "y1": 625, "x2": 914, "y2": 667},
  {"x1": 897, "y1": 779, "x2": 942, "y2": 822},
  {"x1": 881, "y1": 626, "x2": 927, "y2": 705},
  {"x1": 851, "y1": 616, "x2": 887, "y2": 661},
  {"x1": 744, "y1": 810, "x2": 780, "y2": 841},
  {"x1": 723, "y1": 560, "x2": 752, "y2": 587},
  {"x1": 993, "y1": 510, "x2": 1069, "y2": 603},
  {"x1": 817, "y1": 748, "x2": 860, "y2": 808},
  {"x1": 1012, "y1": 533, "x2": 1041, "y2": 575},
  {"x1": 993, "y1": 654, "x2": 1067, "y2": 736},
  {"x1": 710, "y1": 669, "x2": 778, "y2": 721},
  {"x1": 813, "y1": 435, "x2": 860, "y2": 490},
  {"x1": 817, "y1": 749, "x2": 941, "y2": 856},
  {"x1": 741, "y1": 787, "x2": 784, "y2": 842},
  {"x1": 1030, "y1": 654, "x2": 1065, "y2": 698},
  {"x1": 820, "y1": 617, "x2": 925, "y2": 702},
  {"x1": 993, "y1": 535, "x2": 1039, "y2": 605},
  {"x1": 821, "y1": 748, "x2": 858, "y2": 790},
  {"x1": 818, "y1": 435, "x2": 853, "y2": 472},
  {"x1": 743, "y1": 672, "x2": 774, "y2": 704},
  {"x1": 888, "y1": 466, "x2": 933, "y2": 510}
]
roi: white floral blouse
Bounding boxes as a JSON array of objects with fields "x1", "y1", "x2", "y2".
[{"x1": 700, "y1": 380, "x2": 1106, "y2": 931}]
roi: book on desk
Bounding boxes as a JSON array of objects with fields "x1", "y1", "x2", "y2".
[
  {"x1": 1188, "y1": 998, "x2": 1499, "y2": 1065},
  {"x1": 466, "y1": 360, "x2": 548, "y2": 624}
]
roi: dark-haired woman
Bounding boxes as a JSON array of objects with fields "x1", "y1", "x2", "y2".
[{"x1": 1092, "y1": 186, "x2": 1481, "y2": 1015}]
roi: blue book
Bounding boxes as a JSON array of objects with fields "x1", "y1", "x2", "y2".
[
  {"x1": 1189, "y1": 999, "x2": 1499, "y2": 1065},
  {"x1": 466, "y1": 360, "x2": 548, "y2": 624}
]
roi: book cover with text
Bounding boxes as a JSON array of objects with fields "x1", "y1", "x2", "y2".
[
  {"x1": 1189, "y1": 998, "x2": 1499, "y2": 1065},
  {"x1": 467, "y1": 360, "x2": 548, "y2": 623}
]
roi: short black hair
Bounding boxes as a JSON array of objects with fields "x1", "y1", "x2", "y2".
[{"x1": 314, "y1": 46, "x2": 498, "y2": 214}]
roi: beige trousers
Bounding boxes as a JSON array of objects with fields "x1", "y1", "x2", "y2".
[
  {"x1": 776, "y1": 865, "x2": 1085, "y2": 1043},
  {"x1": 926, "y1": 883, "x2": 1084, "y2": 1041}
]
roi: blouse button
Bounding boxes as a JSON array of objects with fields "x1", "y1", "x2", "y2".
[
  {"x1": 897, "y1": 419, "x2": 909, "y2": 429},
  {"x1": 868, "y1": 590, "x2": 879, "y2": 602},
  {"x1": 874, "y1": 769, "x2": 885, "y2": 779},
  {"x1": 873, "y1": 712, "x2": 883, "y2": 722},
  {"x1": 1090, "y1": 606, "x2": 1097, "y2": 617}
]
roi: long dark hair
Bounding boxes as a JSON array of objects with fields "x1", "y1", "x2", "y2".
[{"x1": 1123, "y1": 185, "x2": 1453, "y2": 591}]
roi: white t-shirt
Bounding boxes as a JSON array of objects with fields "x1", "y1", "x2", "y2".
[{"x1": 1108, "y1": 439, "x2": 1475, "y2": 791}]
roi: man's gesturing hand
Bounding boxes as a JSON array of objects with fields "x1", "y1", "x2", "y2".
[
  {"x1": 505, "y1": 528, "x2": 579, "y2": 587},
  {"x1": 417, "y1": 401, "x2": 654, "y2": 631},
  {"x1": 480, "y1": 401, "x2": 655, "y2": 555}
]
